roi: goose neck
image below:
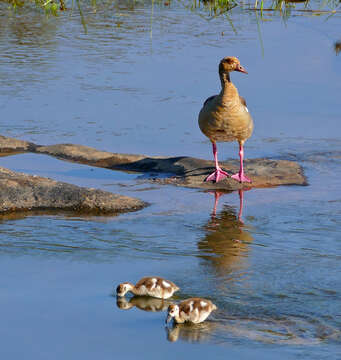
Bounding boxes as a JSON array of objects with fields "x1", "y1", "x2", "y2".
[{"x1": 220, "y1": 71, "x2": 231, "y2": 89}]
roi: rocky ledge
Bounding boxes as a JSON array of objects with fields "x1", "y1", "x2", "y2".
[
  {"x1": 0, "y1": 166, "x2": 147, "y2": 214},
  {"x1": 0, "y1": 135, "x2": 307, "y2": 192},
  {"x1": 35, "y1": 143, "x2": 307, "y2": 190}
]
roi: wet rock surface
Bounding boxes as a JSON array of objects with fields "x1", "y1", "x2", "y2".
[
  {"x1": 0, "y1": 135, "x2": 307, "y2": 194},
  {"x1": 0, "y1": 166, "x2": 147, "y2": 214},
  {"x1": 35, "y1": 143, "x2": 307, "y2": 190},
  {"x1": 0, "y1": 135, "x2": 37, "y2": 155}
]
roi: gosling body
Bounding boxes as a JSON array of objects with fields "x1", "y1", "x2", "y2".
[
  {"x1": 166, "y1": 298, "x2": 217, "y2": 324},
  {"x1": 116, "y1": 276, "x2": 180, "y2": 299}
]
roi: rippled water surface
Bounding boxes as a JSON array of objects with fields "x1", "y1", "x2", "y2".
[{"x1": 0, "y1": 1, "x2": 340, "y2": 359}]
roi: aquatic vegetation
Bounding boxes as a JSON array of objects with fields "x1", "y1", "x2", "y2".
[
  {"x1": 193, "y1": 0, "x2": 341, "y2": 21},
  {"x1": 1, "y1": 0, "x2": 340, "y2": 39},
  {"x1": 3, "y1": 0, "x2": 64, "y2": 14},
  {"x1": 253, "y1": 0, "x2": 340, "y2": 20},
  {"x1": 2, "y1": 0, "x2": 340, "y2": 18}
]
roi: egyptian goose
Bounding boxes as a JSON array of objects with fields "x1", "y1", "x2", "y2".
[
  {"x1": 116, "y1": 276, "x2": 180, "y2": 299},
  {"x1": 198, "y1": 56, "x2": 254, "y2": 183},
  {"x1": 165, "y1": 298, "x2": 217, "y2": 324}
]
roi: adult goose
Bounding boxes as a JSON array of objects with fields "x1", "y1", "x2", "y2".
[{"x1": 198, "y1": 56, "x2": 254, "y2": 183}]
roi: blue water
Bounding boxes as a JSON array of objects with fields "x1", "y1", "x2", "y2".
[{"x1": 0, "y1": 2, "x2": 340, "y2": 359}]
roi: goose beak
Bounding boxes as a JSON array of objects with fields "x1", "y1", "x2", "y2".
[{"x1": 236, "y1": 65, "x2": 248, "y2": 74}]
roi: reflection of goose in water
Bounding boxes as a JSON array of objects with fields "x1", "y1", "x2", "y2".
[
  {"x1": 198, "y1": 190, "x2": 253, "y2": 275},
  {"x1": 166, "y1": 321, "x2": 218, "y2": 343},
  {"x1": 211, "y1": 189, "x2": 246, "y2": 221},
  {"x1": 196, "y1": 192, "x2": 340, "y2": 346},
  {"x1": 116, "y1": 296, "x2": 173, "y2": 312}
]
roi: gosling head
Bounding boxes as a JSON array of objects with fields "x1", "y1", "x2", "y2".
[
  {"x1": 116, "y1": 282, "x2": 133, "y2": 297},
  {"x1": 165, "y1": 304, "x2": 179, "y2": 324},
  {"x1": 219, "y1": 56, "x2": 248, "y2": 75}
]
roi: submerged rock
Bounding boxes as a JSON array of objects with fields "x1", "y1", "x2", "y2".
[
  {"x1": 0, "y1": 167, "x2": 147, "y2": 214},
  {"x1": 0, "y1": 135, "x2": 307, "y2": 191}
]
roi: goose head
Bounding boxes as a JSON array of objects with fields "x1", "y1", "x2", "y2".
[
  {"x1": 165, "y1": 304, "x2": 180, "y2": 324},
  {"x1": 219, "y1": 56, "x2": 247, "y2": 76},
  {"x1": 116, "y1": 282, "x2": 133, "y2": 297}
]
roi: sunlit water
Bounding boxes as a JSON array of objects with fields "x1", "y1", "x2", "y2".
[{"x1": 0, "y1": 2, "x2": 340, "y2": 359}]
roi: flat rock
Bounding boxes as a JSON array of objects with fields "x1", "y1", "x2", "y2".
[
  {"x1": 35, "y1": 143, "x2": 145, "y2": 165},
  {"x1": 0, "y1": 135, "x2": 307, "y2": 191},
  {"x1": 0, "y1": 167, "x2": 147, "y2": 214},
  {"x1": 35, "y1": 143, "x2": 307, "y2": 190},
  {"x1": 135, "y1": 157, "x2": 307, "y2": 190},
  {"x1": 0, "y1": 135, "x2": 36, "y2": 154}
]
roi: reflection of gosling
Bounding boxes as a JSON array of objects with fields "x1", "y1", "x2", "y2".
[
  {"x1": 166, "y1": 298, "x2": 217, "y2": 324},
  {"x1": 166, "y1": 322, "x2": 217, "y2": 343},
  {"x1": 116, "y1": 296, "x2": 172, "y2": 312},
  {"x1": 116, "y1": 277, "x2": 180, "y2": 299}
]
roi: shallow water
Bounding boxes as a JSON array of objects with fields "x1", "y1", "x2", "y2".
[{"x1": 0, "y1": 2, "x2": 340, "y2": 359}]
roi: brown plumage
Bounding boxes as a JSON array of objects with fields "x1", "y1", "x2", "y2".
[
  {"x1": 198, "y1": 56, "x2": 254, "y2": 183},
  {"x1": 165, "y1": 298, "x2": 217, "y2": 324},
  {"x1": 116, "y1": 276, "x2": 180, "y2": 299}
]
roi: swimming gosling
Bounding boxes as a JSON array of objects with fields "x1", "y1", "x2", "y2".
[
  {"x1": 116, "y1": 276, "x2": 180, "y2": 299},
  {"x1": 165, "y1": 298, "x2": 217, "y2": 324}
]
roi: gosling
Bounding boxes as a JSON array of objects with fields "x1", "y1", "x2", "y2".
[
  {"x1": 116, "y1": 276, "x2": 180, "y2": 299},
  {"x1": 166, "y1": 298, "x2": 217, "y2": 324}
]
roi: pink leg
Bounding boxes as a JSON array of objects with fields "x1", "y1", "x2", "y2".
[
  {"x1": 231, "y1": 142, "x2": 252, "y2": 183},
  {"x1": 205, "y1": 142, "x2": 229, "y2": 183}
]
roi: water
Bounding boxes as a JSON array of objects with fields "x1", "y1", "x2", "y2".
[{"x1": 0, "y1": 2, "x2": 340, "y2": 359}]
